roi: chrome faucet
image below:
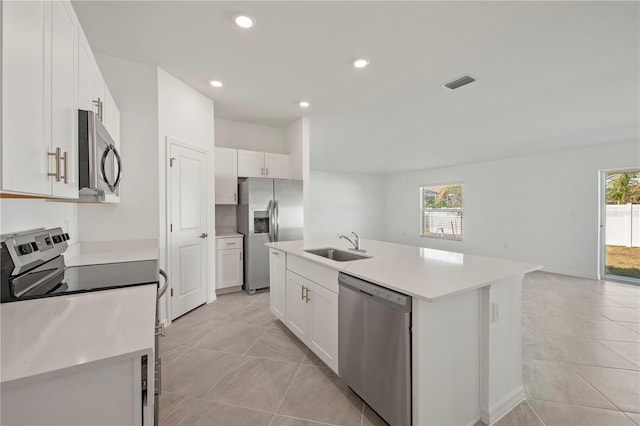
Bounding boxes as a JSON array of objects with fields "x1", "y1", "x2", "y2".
[{"x1": 338, "y1": 232, "x2": 366, "y2": 253}]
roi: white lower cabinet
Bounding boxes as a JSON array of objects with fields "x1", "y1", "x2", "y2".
[
  {"x1": 285, "y1": 270, "x2": 339, "y2": 373},
  {"x1": 216, "y1": 237, "x2": 244, "y2": 291},
  {"x1": 1, "y1": 352, "x2": 152, "y2": 425},
  {"x1": 269, "y1": 249, "x2": 287, "y2": 321}
]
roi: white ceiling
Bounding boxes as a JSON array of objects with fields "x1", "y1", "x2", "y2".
[{"x1": 73, "y1": 1, "x2": 639, "y2": 174}]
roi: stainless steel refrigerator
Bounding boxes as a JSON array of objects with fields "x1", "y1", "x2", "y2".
[{"x1": 237, "y1": 178, "x2": 303, "y2": 294}]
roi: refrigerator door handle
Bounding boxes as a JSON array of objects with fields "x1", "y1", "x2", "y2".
[
  {"x1": 275, "y1": 200, "x2": 280, "y2": 242},
  {"x1": 267, "y1": 200, "x2": 274, "y2": 242}
]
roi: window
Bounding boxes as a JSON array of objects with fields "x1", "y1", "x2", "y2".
[{"x1": 420, "y1": 183, "x2": 463, "y2": 240}]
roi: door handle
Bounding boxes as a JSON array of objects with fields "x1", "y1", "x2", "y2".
[
  {"x1": 304, "y1": 287, "x2": 311, "y2": 303},
  {"x1": 48, "y1": 147, "x2": 62, "y2": 182},
  {"x1": 62, "y1": 151, "x2": 69, "y2": 184},
  {"x1": 199, "y1": 233, "x2": 208, "y2": 238}
]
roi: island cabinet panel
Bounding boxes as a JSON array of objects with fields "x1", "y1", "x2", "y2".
[
  {"x1": 307, "y1": 280, "x2": 338, "y2": 372},
  {"x1": 283, "y1": 269, "x2": 339, "y2": 374},
  {"x1": 269, "y1": 249, "x2": 287, "y2": 321},
  {"x1": 286, "y1": 271, "x2": 310, "y2": 342}
]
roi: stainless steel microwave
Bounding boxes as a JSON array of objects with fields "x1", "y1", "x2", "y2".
[{"x1": 78, "y1": 110, "x2": 122, "y2": 201}]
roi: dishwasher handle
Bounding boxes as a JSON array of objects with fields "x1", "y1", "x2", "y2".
[{"x1": 338, "y1": 273, "x2": 411, "y2": 313}]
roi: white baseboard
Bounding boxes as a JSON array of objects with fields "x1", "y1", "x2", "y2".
[{"x1": 480, "y1": 386, "x2": 526, "y2": 426}]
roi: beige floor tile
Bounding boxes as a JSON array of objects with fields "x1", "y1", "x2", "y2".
[
  {"x1": 161, "y1": 317, "x2": 221, "y2": 347},
  {"x1": 529, "y1": 399, "x2": 636, "y2": 425},
  {"x1": 181, "y1": 301, "x2": 246, "y2": 323},
  {"x1": 362, "y1": 404, "x2": 387, "y2": 426},
  {"x1": 158, "y1": 394, "x2": 198, "y2": 426},
  {"x1": 179, "y1": 399, "x2": 273, "y2": 426},
  {"x1": 158, "y1": 343, "x2": 189, "y2": 367},
  {"x1": 245, "y1": 327, "x2": 308, "y2": 363},
  {"x1": 609, "y1": 296, "x2": 640, "y2": 309},
  {"x1": 522, "y1": 334, "x2": 638, "y2": 369},
  {"x1": 572, "y1": 364, "x2": 640, "y2": 413},
  {"x1": 494, "y1": 401, "x2": 543, "y2": 426},
  {"x1": 207, "y1": 356, "x2": 299, "y2": 412},
  {"x1": 522, "y1": 315, "x2": 585, "y2": 338},
  {"x1": 269, "y1": 414, "x2": 329, "y2": 426},
  {"x1": 522, "y1": 359, "x2": 616, "y2": 409},
  {"x1": 598, "y1": 340, "x2": 640, "y2": 367},
  {"x1": 277, "y1": 365, "x2": 363, "y2": 425},
  {"x1": 158, "y1": 392, "x2": 188, "y2": 423},
  {"x1": 216, "y1": 291, "x2": 257, "y2": 304},
  {"x1": 620, "y1": 322, "x2": 640, "y2": 333},
  {"x1": 591, "y1": 306, "x2": 640, "y2": 323},
  {"x1": 231, "y1": 304, "x2": 278, "y2": 327},
  {"x1": 577, "y1": 320, "x2": 640, "y2": 343},
  {"x1": 194, "y1": 322, "x2": 267, "y2": 354},
  {"x1": 625, "y1": 412, "x2": 640, "y2": 425},
  {"x1": 162, "y1": 348, "x2": 240, "y2": 397},
  {"x1": 302, "y1": 349, "x2": 332, "y2": 371}
]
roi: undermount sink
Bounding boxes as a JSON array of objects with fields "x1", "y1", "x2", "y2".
[{"x1": 304, "y1": 248, "x2": 370, "y2": 262}]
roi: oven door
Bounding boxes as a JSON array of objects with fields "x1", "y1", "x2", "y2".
[{"x1": 79, "y1": 110, "x2": 122, "y2": 196}]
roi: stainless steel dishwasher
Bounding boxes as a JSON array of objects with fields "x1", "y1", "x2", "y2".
[{"x1": 338, "y1": 273, "x2": 412, "y2": 426}]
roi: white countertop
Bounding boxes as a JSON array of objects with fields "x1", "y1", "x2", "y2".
[
  {"x1": 266, "y1": 239, "x2": 541, "y2": 301},
  {"x1": 65, "y1": 239, "x2": 159, "y2": 267},
  {"x1": 0, "y1": 285, "x2": 157, "y2": 383},
  {"x1": 215, "y1": 232, "x2": 244, "y2": 239}
]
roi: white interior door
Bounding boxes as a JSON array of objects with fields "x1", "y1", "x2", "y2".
[{"x1": 170, "y1": 143, "x2": 208, "y2": 319}]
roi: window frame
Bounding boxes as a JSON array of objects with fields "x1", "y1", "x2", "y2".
[{"x1": 419, "y1": 182, "x2": 464, "y2": 241}]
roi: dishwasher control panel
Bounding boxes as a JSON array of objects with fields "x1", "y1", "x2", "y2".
[{"x1": 338, "y1": 272, "x2": 411, "y2": 311}]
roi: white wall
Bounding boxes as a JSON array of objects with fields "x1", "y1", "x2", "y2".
[
  {"x1": 285, "y1": 119, "x2": 304, "y2": 180},
  {"x1": 78, "y1": 54, "x2": 159, "y2": 242},
  {"x1": 157, "y1": 68, "x2": 216, "y2": 313},
  {"x1": 307, "y1": 170, "x2": 385, "y2": 241},
  {"x1": 0, "y1": 200, "x2": 77, "y2": 243},
  {"x1": 215, "y1": 118, "x2": 285, "y2": 153},
  {"x1": 383, "y1": 140, "x2": 640, "y2": 279}
]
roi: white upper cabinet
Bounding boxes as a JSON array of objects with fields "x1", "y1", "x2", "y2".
[
  {"x1": 102, "y1": 86, "x2": 120, "y2": 146},
  {"x1": 237, "y1": 149, "x2": 290, "y2": 179},
  {"x1": 2, "y1": 0, "x2": 50, "y2": 195},
  {"x1": 237, "y1": 149, "x2": 267, "y2": 178},
  {"x1": 265, "y1": 153, "x2": 290, "y2": 179},
  {"x1": 1, "y1": 0, "x2": 119, "y2": 199},
  {"x1": 215, "y1": 147, "x2": 238, "y2": 204},
  {"x1": 50, "y1": 0, "x2": 79, "y2": 198},
  {"x1": 1, "y1": 0, "x2": 78, "y2": 197}
]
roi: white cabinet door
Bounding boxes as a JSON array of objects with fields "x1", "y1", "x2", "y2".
[
  {"x1": 217, "y1": 247, "x2": 243, "y2": 289},
  {"x1": 1, "y1": 0, "x2": 50, "y2": 195},
  {"x1": 265, "y1": 153, "x2": 290, "y2": 179},
  {"x1": 237, "y1": 150, "x2": 265, "y2": 178},
  {"x1": 77, "y1": 29, "x2": 95, "y2": 112},
  {"x1": 50, "y1": 0, "x2": 78, "y2": 198},
  {"x1": 103, "y1": 86, "x2": 120, "y2": 145},
  {"x1": 286, "y1": 271, "x2": 309, "y2": 343},
  {"x1": 308, "y1": 281, "x2": 339, "y2": 373},
  {"x1": 269, "y1": 249, "x2": 286, "y2": 322},
  {"x1": 215, "y1": 147, "x2": 238, "y2": 204}
]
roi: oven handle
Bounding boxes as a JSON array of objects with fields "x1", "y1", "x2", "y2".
[
  {"x1": 157, "y1": 269, "x2": 169, "y2": 299},
  {"x1": 100, "y1": 144, "x2": 122, "y2": 193}
]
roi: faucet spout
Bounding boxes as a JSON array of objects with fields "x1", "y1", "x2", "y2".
[{"x1": 338, "y1": 232, "x2": 366, "y2": 253}]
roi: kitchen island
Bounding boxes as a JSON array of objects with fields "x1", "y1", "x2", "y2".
[{"x1": 266, "y1": 238, "x2": 541, "y2": 426}]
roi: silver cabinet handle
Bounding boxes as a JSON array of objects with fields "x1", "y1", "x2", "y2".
[
  {"x1": 93, "y1": 98, "x2": 103, "y2": 121},
  {"x1": 261, "y1": 167, "x2": 264, "y2": 176},
  {"x1": 62, "y1": 151, "x2": 68, "y2": 184},
  {"x1": 155, "y1": 323, "x2": 165, "y2": 336},
  {"x1": 301, "y1": 285, "x2": 304, "y2": 301},
  {"x1": 48, "y1": 147, "x2": 62, "y2": 182},
  {"x1": 266, "y1": 167, "x2": 269, "y2": 176},
  {"x1": 234, "y1": 192, "x2": 237, "y2": 202},
  {"x1": 199, "y1": 233, "x2": 208, "y2": 238},
  {"x1": 272, "y1": 251, "x2": 280, "y2": 256}
]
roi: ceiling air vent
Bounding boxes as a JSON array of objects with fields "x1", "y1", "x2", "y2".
[{"x1": 443, "y1": 75, "x2": 476, "y2": 90}]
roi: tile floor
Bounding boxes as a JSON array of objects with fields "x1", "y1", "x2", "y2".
[{"x1": 159, "y1": 272, "x2": 640, "y2": 426}]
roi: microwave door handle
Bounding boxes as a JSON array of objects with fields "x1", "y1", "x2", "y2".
[
  {"x1": 111, "y1": 145, "x2": 122, "y2": 191},
  {"x1": 100, "y1": 144, "x2": 122, "y2": 192}
]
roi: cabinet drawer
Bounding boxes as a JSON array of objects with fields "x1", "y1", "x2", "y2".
[
  {"x1": 218, "y1": 237, "x2": 243, "y2": 249},
  {"x1": 287, "y1": 255, "x2": 338, "y2": 293}
]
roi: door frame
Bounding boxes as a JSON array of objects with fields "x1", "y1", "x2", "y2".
[
  {"x1": 165, "y1": 137, "x2": 215, "y2": 323},
  {"x1": 599, "y1": 167, "x2": 640, "y2": 284}
]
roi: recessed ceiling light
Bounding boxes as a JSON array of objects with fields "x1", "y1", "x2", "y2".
[
  {"x1": 233, "y1": 13, "x2": 254, "y2": 29},
  {"x1": 353, "y1": 58, "x2": 370, "y2": 69},
  {"x1": 299, "y1": 101, "x2": 310, "y2": 108},
  {"x1": 209, "y1": 80, "x2": 223, "y2": 88}
]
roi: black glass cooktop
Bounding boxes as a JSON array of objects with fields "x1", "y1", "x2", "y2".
[{"x1": 11, "y1": 259, "x2": 159, "y2": 300}]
